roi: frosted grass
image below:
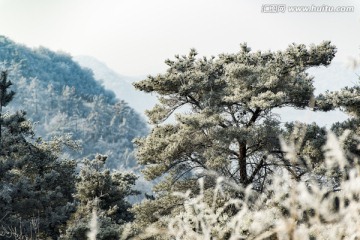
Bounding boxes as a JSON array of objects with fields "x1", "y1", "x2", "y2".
[{"x1": 129, "y1": 130, "x2": 360, "y2": 239}]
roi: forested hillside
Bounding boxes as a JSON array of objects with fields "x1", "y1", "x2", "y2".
[{"x1": 0, "y1": 35, "x2": 148, "y2": 170}]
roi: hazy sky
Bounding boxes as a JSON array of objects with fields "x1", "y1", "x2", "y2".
[{"x1": 0, "y1": 0, "x2": 359, "y2": 76}]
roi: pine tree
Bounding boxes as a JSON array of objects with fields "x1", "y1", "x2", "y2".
[
  {"x1": 62, "y1": 155, "x2": 139, "y2": 240},
  {"x1": 316, "y1": 81, "x2": 360, "y2": 159},
  {"x1": 131, "y1": 42, "x2": 337, "y2": 230},
  {"x1": 0, "y1": 71, "x2": 15, "y2": 149},
  {"x1": 27, "y1": 77, "x2": 40, "y2": 115},
  {"x1": 0, "y1": 70, "x2": 77, "y2": 239}
]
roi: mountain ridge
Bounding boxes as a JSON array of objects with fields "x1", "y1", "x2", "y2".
[{"x1": 0, "y1": 35, "x2": 148, "y2": 170}]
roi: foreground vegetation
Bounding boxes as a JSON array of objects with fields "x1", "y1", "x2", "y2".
[{"x1": 127, "y1": 129, "x2": 360, "y2": 239}]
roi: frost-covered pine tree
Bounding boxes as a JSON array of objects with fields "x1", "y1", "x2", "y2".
[
  {"x1": 0, "y1": 71, "x2": 15, "y2": 148},
  {"x1": 131, "y1": 42, "x2": 336, "y2": 230},
  {"x1": 315, "y1": 76, "x2": 360, "y2": 165},
  {"x1": 0, "y1": 70, "x2": 77, "y2": 239},
  {"x1": 62, "y1": 155, "x2": 139, "y2": 240}
]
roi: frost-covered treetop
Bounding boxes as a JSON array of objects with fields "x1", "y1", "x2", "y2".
[{"x1": 135, "y1": 41, "x2": 336, "y2": 124}]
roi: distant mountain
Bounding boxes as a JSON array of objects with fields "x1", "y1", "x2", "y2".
[
  {"x1": 0, "y1": 35, "x2": 148, "y2": 170},
  {"x1": 74, "y1": 56, "x2": 157, "y2": 118}
]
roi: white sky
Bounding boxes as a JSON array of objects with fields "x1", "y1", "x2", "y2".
[{"x1": 0, "y1": 0, "x2": 359, "y2": 76}]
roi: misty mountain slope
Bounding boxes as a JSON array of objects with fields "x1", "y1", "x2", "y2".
[
  {"x1": 74, "y1": 55, "x2": 157, "y2": 118},
  {"x1": 0, "y1": 35, "x2": 148, "y2": 170},
  {"x1": 0, "y1": 38, "x2": 116, "y2": 102}
]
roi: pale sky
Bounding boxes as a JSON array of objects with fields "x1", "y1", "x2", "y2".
[{"x1": 0, "y1": 0, "x2": 359, "y2": 76}]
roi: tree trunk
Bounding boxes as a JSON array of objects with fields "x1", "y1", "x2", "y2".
[{"x1": 239, "y1": 142, "x2": 247, "y2": 185}]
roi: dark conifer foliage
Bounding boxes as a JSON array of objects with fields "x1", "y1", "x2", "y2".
[
  {"x1": 0, "y1": 71, "x2": 15, "y2": 148},
  {"x1": 0, "y1": 70, "x2": 77, "y2": 239}
]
